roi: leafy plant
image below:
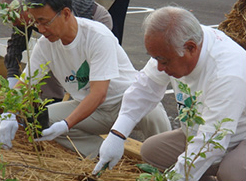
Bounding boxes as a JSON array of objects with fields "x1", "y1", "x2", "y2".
[
  {"x1": 136, "y1": 163, "x2": 182, "y2": 181},
  {"x1": 0, "y1": 63, "x2": 52, "y2": 141},
  {"x1": 0, "y1": 0, "x2": 53, "y2": 164},
  {"x1": 136, "y1": 81, "x2": 234, "y2": 181}
]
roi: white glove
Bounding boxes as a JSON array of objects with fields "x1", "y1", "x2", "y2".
[
  {"x1": 34, "y1": 120, "x2": 69, "y2": 141},
  {"x1": 7, "y1": 77, "x2": 18, "y2": 89},
  {"x1": 92, "y1": 132, "x2": 125, "y2": 175},
  {"x1": 0, "y1": 113, "x2": 19, "y2": 149}
]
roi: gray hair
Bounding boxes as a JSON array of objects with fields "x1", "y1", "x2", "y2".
[{"x1": 143, "y1": 6, "x2": 203, "y2": 56}]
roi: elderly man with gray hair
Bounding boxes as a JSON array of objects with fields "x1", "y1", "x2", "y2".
[{"x1": 93, "y1": 6, "x2": 246, "y2": 181}]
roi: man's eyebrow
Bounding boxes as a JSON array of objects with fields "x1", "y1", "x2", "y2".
[
  {"x1": 36, "y1": 17, "x2": 47, "y2": 22},
  {"x1": 145, "y1": 52, "x2": 167, "y2": 61},
  {"x1": 155, "y1": 56, "x2": 163, "y2": 60}
]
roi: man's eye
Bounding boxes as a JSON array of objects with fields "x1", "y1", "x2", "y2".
[{"x1": 158, "y1": 60, "x2": 169, "y2": 65}]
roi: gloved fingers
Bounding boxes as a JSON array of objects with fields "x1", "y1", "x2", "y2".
[
  {"x1": 34, "y1": 120, "x2": 69, "y2": 142},
  {"x1": 34, "y1": 133, "x2": 54, "y2": 141},
  {"x1": 0, "y1": 112, "x2": 15, "y2": 119},
  {"x1": 2, "y1": 142, "x2": 12, "y2": 149},
  {"x1": 34, "y1": 128, "x2": 54, "y2": 141},
  {"x1": 0, "y1": 135, "x2": 12, "y2": 149},
  {"x1": 41, "y1": 127, "x2": 54, "y2": 137},
  {"x1": 92, "y1": 159, "x2": 109, "y2": 175},
  {"x1": 34, "y1": 136, "x2": 47, "y2": 142},
  {"x1": 0, "y1": 119, "x2": 18, "y2": 149},
  {"x1": 108, "y1": 158, "x2": 120, "y2": 170},
  {"x1": 10, "y1": 121, "x2": 19, "y2": 140}
]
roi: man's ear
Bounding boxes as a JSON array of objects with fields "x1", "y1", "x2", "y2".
[
  {"x1": 62, "y1": 7, "x2": 71, "y2": 20},
  {"x1": 184, "y1": 41, "x2": 197, "y2": 54}
]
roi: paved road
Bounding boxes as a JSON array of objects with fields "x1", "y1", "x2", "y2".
[{"x1": 0, "y1": 0, "x2": 237, "y2": 130}]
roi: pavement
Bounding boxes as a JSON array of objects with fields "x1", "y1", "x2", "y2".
[{"x1": 0, "y1": 0, "x2": 237, "y2": 140}]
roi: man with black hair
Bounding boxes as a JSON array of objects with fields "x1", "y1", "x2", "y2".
[
  {"x1": 4, "y1": 0, "x2": 112, "y2": 102},
  {"x1": 0, "y1": 0, "x2": 171, "y2": 158}
]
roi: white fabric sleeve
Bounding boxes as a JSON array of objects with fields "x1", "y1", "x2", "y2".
[
  {"x1": 173, "y1": 131, "x2": 231, "y2": 181},
  {"x1": 143, "y1": 57, "x2": 171, "y2": 85},
  {"x1": 112, "y1": 71, "x2": 167, "y2": 138}
]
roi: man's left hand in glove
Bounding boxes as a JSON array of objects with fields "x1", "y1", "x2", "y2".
[
  {"x1": 92, "y1": 130, "x2": 126, "y2": 175},
  {"x1": 35, "y1": 120, "x2": 69, "y2": 141}
]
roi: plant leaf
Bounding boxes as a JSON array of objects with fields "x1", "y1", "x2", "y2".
[
  {"x1": 136, "y1": 163, "x2": 160, "y2": 174},
  {"x1": 194, "y1": 116, "x2": 205, "y2": 125},
  {"x1": 199, "y1": 152, "x2": 206, "y2": 158}
]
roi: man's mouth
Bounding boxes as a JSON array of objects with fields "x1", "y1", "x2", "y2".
[{"x1": 44, "y1": 34, "x2": 51, "y2": 39}]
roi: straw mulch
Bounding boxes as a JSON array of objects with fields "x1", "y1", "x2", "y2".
[
  {"x1": 218, "y1": 0, "x2": 246, "y2": 50},
  {"x1": 0, "y1": 128, "x2": 144, "y2": 181}
]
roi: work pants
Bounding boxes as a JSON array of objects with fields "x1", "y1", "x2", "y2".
[
  {"x1": 48, "y1": 101, "x2": 171, "y2": 158},
  {"x1": 141, "y1": 128, "x2": 246, "y2": 181}
]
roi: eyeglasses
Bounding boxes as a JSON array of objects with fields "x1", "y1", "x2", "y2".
[{"x1": 34, "y1": 11, "x2": 61, "y2": 28}]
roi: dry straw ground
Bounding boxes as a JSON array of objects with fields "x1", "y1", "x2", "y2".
[
  {"x1": 218, "y1": 0, "x2": 246, "y2": 50},
  {"x1": 3, "y1": 1, "x2": 244, "y2": 180},
  {"x1": 1, "y1": 128, "x2": 144, "y2": 181}
]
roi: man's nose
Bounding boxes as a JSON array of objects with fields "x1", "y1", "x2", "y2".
[
  {"x1": 157, "y1": 63, "x2": 167, "y2": 72},
  {"x1": 37, "y1": 25, "x2": 46, "y2": 34}
]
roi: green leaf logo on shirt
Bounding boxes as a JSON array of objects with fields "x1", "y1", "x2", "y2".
[{"x1": 76, "y1": 61, "x2": 90, "y2": 90}]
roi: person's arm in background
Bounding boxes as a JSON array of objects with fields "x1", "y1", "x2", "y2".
[
  {"x1": 4, "y1": 25, "x2": 36, "y2": 88},
  {"x1": 72, "y1": 0, "x2": 94, "y2": 19},
  {"x1": 95, "y1": 0, "x2": 129, "y2": 44},
  {"x1": 73, "y1": 0, "x2": 113, "y2": 30}
]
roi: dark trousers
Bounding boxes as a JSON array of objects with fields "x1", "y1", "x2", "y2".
[{"x1": 108, "y1": 0, "x2": 130, "y2": 45}]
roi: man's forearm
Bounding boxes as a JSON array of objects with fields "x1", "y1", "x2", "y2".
[
  {"x1": 4, "y1": 26, "x2": 35, "y2": 78},
  {"x1": 65, "y1": 80, "x2": 109, "y2": 129}
]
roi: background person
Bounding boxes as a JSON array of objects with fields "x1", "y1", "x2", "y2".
[
  {"x1": 96, "y1": 0, "x2": 130, "y2": 45},
  {"x1": 4, "y1": 0, "x2": 112, "y2": 103},
  {"x1": 93, "y1": 6, "x2": 246, "y2": 181},
  {"x1": 108, "y1": 0, "x2": 130, "y2": 45}
]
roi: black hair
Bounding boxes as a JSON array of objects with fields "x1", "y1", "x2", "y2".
[{"x1": 25, "y1": 0, "x2": 72, "y2": 12}]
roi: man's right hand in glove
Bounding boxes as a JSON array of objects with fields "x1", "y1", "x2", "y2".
[{"x1": 0, "y1": 113, "x2": 18, "y2": 149}]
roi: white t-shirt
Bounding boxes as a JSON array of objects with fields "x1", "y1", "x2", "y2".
[{"x1": 22, "y1": 17, "x2": 137, "y2": 106}]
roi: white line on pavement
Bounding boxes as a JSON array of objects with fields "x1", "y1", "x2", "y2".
[{"x1": 127, "y1": 7, "x2": 155, "y2": 14}]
